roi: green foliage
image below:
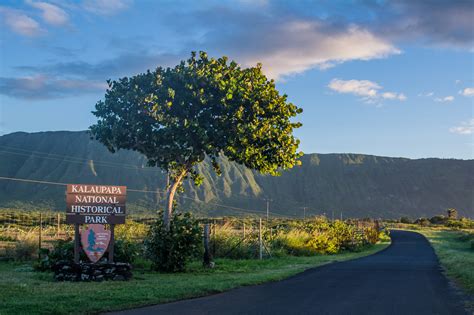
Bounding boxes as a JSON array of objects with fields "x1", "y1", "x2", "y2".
[
  {"x1": 90, "y1": 51, "x2": 303, "y2": 192},
  {"x1": 273, "y1": 229, "x2": 314, "y2": 256},
  {"x1": 35, "y1": 238, "x2": 140, "y2": 271},
  {"x1": 416, "y1": 217, "x2": 430, "y2": 226},
  {"x1": 35, "y1": 239, "x2": 80, "y2": 271},
  {"x1": 144, "y1": 212, "x2": 202, "y2": 272},
  {"x1": 400, "y1": 216, "x2": 412, "y2": 224},
  {"x1": 429, "y1": 215, "x2": 447, "y2": 225},
  {"x1": 271, "y1": 218, "x2": 379, "y2": 256},
  {"x1": 113, "y1": 239, "x2": 142, "y2": 264},
  {"x1": 211, "y1": 223, "x2": 258, "y2": 259},
  {"x1": 447, "y1": 208, "x2": 458, "y2": 220},
  {"x1": 4, "y1": 232, "x2": 38, "y2": 261},
  {"x1": 446, "y1": 217, "x2": 474, "y2": 229}
]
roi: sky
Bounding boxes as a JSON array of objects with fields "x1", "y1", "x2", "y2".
[{"x1": 0, "y1": 0, "x2": 473, "y2": 159}]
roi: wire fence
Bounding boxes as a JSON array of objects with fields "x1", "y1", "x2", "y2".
[{"x1": 0, "y1": 208, "x2": 381, "y2": 260}]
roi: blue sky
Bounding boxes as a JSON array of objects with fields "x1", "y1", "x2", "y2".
[{"x1": 0, "y1": 0, "x2": 473, "y2": 159}]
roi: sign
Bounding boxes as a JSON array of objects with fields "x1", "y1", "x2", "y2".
[
  {"x1": 81, "y1": 224, "x2": 111, "y2": 263},
  {"x1": 65, "y1": 184, "x2": 127, "y2": 224}
]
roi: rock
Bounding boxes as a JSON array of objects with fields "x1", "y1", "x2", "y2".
[
  {"x1": 53, "y1": 261, "x2": 133, "y2": 282},
  {"x1": 113, "y1": 275, "x2": 125, "y2": 281}
]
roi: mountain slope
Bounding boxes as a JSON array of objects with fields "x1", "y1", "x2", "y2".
[{"x1": 0, "y1": 131, "x2": 472, "y2": 218}]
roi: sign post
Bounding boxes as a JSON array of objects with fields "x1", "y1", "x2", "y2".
[{"x1": 66, "y1": 184, "x2": 127, "y2": 263}]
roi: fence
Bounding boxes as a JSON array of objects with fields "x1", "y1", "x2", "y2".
[{"x1": 0, "y1": 209, "x2": 381, "y2": 260}]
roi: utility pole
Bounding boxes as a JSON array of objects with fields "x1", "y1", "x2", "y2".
[
  {"x1": 265, "y1": 198, "x2": 272, "y2": 221},
  {"x1": 258, "y1": 218, "x2": 263, "y2": 260},
  {"x1": 301, "y1": 207, "x2": 308, "y2": 220}
]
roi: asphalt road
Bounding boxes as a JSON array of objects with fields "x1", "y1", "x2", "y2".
[{"x1": 110, "y1": 230, "x2": 469, "y2": 315}]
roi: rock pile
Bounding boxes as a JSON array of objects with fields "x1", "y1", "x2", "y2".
[{"x1": 53, "y1": 261, "x2": 132, "y2": 281}]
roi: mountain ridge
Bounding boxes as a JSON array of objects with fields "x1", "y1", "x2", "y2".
[{"x1": 0, "y1": 131, "x2": 472, "y2": 218}]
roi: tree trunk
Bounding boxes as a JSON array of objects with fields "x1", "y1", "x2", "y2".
[{"x1": 163, "y1": 170, "x2": 187, "y2": 231}]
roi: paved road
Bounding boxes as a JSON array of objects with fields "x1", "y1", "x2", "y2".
[{"x1": 111, "y1": 230, "x2": 469, "y2": 315}]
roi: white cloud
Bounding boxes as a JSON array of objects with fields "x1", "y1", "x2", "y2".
[
  {"x1": 0, "y1": 7, "x2": 42, "y2": 36},
  {"x1": 418, "y1": 91, "x2": 434, "y2": 97},
  {"x1": 382, "y1": 92, "x2": 406, "y2": 101},
  {"x1": 247, "y1": 25, "x2": 400, "y2": 80},
  {"x1": 82, "y1": 0, "x2": 131, "y2": 15},
  {"x1": 459, "y1": 87, "x2": 474, "y2": 97},
  {"x1": 28, "y1": 1, "x2": 69, "y2": 26},
  {"x1": 450, "y1": 119, "x2": 474, "y2": 135},
  {"x1": 328, "y1": 79, "x2": 380, "y2": 97},
  {"x1": 435, "y1": 96, "x2": 454, "y2": 102},
  {"x1": 328, "y1": 79, "x2": 406, "y2": 103}
]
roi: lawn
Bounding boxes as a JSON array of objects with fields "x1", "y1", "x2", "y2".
[
  {"x1": 414, "y1": 228, "x2": 474, "y2": 295},
  {"x1": 0, "y1": 243, "x2": 388, "y2": 315}
]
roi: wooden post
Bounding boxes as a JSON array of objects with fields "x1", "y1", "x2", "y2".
[
  {"x1": 212, "y1": 219, "x2": 217, "y2": 255},
  {"x1": 258, "y1": 218, "x2": 263, "y2": 260},
  {"x1": 243, "y1": 222, "x2": 246, "y2": 239},
  {"x1": 38, "y1": 213, "x2": 42, "y2": 260},
  {"x1": 74, "y1": 223, "x2": 80, "y2": 263},
  {"x1": 56, "y1": 213, "x2": 60, "y2": 238},
  {"x1": 203, "y1": 224, "x2": 213, "y2": 267},
  {"x1": 109, "y1": 224, "x2": 115, "y2": 263}
]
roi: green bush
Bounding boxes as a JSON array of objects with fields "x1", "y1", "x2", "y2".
[
  {"x1": 113, "y1": 239, "x2": 142, "y2": 264},
  {"x1": 4, "y1": 232, "x2": 38, "y2": 261},
  {"x1": 35, "y1": 238, "x2": 140, "y2": 271},
  {"x1": 272, "y1": 230, "x2": 314, "y2": 256},
  {"x1": 7, "y1": 241, "x2": 37, "y2": 261},
  {"x1": 363, "y1": 227, "x2": 379, "y2": 245},
  {"x1": 400, "y1": 217, "x2": 412, "y2": 224},
  {"x1": 213, "y1": 232, "x2": 257, "y2": 259},
  {"x1": 144, "y1": 212, "x2": 202, "y2": 272}
]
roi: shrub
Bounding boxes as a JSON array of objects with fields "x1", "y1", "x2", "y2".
[
  {"x1": 416, "y1": 218, "x2": 430, "y2": 226},
  {"x1": 113, "y1": 239, "x2": 142, "y2": 264},
  {"x1": 35, "y1": 238, "x2": 140, "y2": 271},
  {"x1": 272, "y1": 229, "x2": 314, "y2": 256},
  {"x1": 400, "y1": 217, "x2": 412, "y2": 224},
  {"x1": 363, "y1": 227, "x2": 379, "y2": 245},
  {"x1": 212, "y1": 223, "x2": 257, "y2": 259},
  {"x1": 429, "y1": 215, "x2": 447, "y2": 225},
  {"x1": 308, "y1": 231, "x2": 339, "y2": 254},
  {"x1": 5, "y1": 231, "x2": 38, "y2": 261},
  {"x1": 144, "y1": 211, "x2": 202, "y2": 272},
  {"x1": 115, "y1": 221, "x2": 149, "y2": 242}
]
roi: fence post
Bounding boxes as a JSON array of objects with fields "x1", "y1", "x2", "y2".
[
  {"x1": 56, "y1": 213, "x2": 60, "y2": 238},
  {"x1": 38, "y1": 213, "x2": 42, "y2": 260},
  {"x1": 109, "y1": 224, "x2": 115, "y2": 263},
  {"x1": 258, "y1": 218, "x2": 263, "y2": 260},
  {"x1": 212, "y1": 219, "x2": 217, "y2": 255},
  {"x1": 243, "y1": 222, "x2": 246, "y2": 239},
  {"x1": 203, "y1": 223, "x2": 213, "y2": 268}
]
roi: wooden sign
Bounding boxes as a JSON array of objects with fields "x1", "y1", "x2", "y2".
[
  {"x1": 81, "y1": 224, "x2": 111, "y2": 263},
  {"x1": 65, "y1": 184, "x2": 127, "y2": 225},
  {"x1": 66, "y1": 184, "x2": 126, "y2": 263}
]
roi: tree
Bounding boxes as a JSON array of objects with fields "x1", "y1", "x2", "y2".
[
  {"x1": 90, "y1": 51, "x2": 303, "y2": 229},
  {"x1": 447, "y1": 208, "x2": 458, "y2": 220}
]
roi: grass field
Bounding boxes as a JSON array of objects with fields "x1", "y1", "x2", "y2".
[
  {"x1": 415, "y1": 228, "x2": 474, "y2": 296},
  {"x1": 0, "y1": 242, "x2": 388, "y2": 315}
]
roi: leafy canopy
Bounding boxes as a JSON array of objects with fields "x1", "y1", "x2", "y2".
[{"x1": 91, "y1": 51, "x2": 303, "y2": 184}]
